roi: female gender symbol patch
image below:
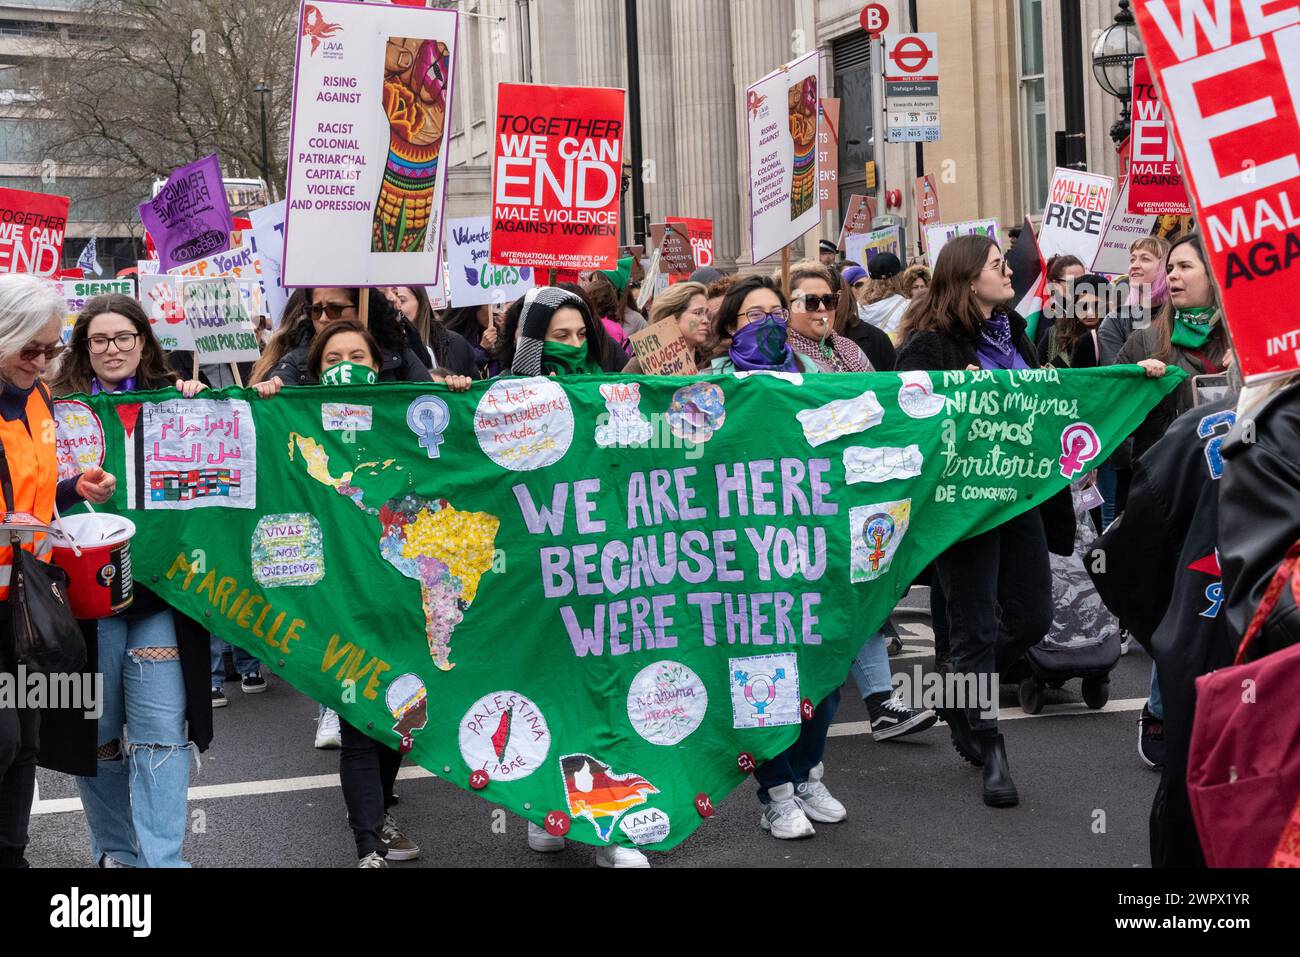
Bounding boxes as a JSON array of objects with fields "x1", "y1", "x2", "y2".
[{"x1": 1059, "y1": 423, "x2": 1101, "y2": 479}]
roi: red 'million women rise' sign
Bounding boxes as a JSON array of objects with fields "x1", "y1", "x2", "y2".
[
  {"x1": 490, "y1": 84, "x2": 626, "y2": 272},
  {"x1": 1136, "y1": 0, "x2": 1300, "y2": 382}
]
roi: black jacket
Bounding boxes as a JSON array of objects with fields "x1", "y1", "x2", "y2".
[
  {"x1": 1220, "y1": 382, "x2": 1300, "y2": 659},
  {"x1": 1089, "y1": 396, "x2": 1239, "y2": 868},
  {"x1": 895, "y1": 309, "x2": 1040, "y2": 373},
  {"x1": 270, "y1": 298, "x2": 431, "y2": 386},
  {"x1": 38, "y1": 586, "x2": 214, "y2": 778},
  {"x1": 896, "y1": 310, "x2": 1075, "y2": 555},
  {"x1": 842, "y1": 318, "x2": 897, "y2": 372}
]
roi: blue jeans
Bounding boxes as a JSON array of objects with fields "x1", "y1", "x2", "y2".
[
  {"x1": 1098, "y1": 462, "x2": 1119, "y2": 529},
  {"x1": 210, "y1": 635, "x2": 260, "y2": 691},
  {"x1": 755, "y1": 689, "x2": 841, "y2": 802},
  {"x1": 76, "y1": 611, "x2": 191, "y2": 868},
  {"x1": 849, "y1": 632, "x2": 893, "y2": 698},
  {"x1": 1148, "y1": 664, "x2": 1164, "y2": 720}
]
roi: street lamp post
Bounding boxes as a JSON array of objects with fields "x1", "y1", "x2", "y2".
[
  {"x1": 254, "y1": 81, "x2": 271, "y2": 193},
  {"x1": 1091, "y1": 0, "x2": 1145, "y2": 148}
]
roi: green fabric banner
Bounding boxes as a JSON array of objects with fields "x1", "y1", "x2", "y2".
[{"x1": 64, "y1": 367, "x2": 1180, "y2": 851}]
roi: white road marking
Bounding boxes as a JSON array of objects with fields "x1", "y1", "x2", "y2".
[
  {"x1": 33, "y1": 698, "x2": 1147, "y2": 815},
  {"x1": 32, "y1": 766, "x2": 437, "y2": 816},
  {"x1": 828, "y1": 697, "x2": 1147, "y2": 738}
]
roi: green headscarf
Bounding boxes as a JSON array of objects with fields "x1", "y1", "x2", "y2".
[
  {"x1": 541, "y1": 341, "x2": 603, "y2": 377},
  {"x1": 596, "y1": 257, "x2": 634, "y2": 294},
  {"x1": 1170, "y1": 307, "x2": 1220, "y2": 350}
]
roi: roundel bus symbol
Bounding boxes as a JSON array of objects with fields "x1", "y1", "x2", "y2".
[
  {"x1": 859, "y1": 3, "x2": 889, "y2": 37},
  {"x1": 889, "y1": 36, "x2": 934, "y2": 74}
]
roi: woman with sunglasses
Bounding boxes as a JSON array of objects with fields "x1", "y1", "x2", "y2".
[
  {"x1": 252, "y1": 288, "x2": 430, "y2": 387},
  {"x1": 703, "y1": 276, "x2": 818, "y2": 375},
  {"x1": 781, "y1": 261, "x2": 872, "y2": 373},
  {"x1": 895, "y1": 235, "x2": 1051, "y2": 809},
  {"x1": 0, "y1": 275, "x2": 116, "y2": 868}
]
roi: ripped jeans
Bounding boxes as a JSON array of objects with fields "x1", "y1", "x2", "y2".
[{"x1": 75, "y1": 610, "x2": 191, "y2": 868}]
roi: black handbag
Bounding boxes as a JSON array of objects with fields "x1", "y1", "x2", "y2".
[{"x1": 1, "y1": 425, "x2": 86, "y2": 675}]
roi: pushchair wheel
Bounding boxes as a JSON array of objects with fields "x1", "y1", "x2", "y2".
[
  {"x1": 1018, "y1": 678, "x2": 1044, "y2": 715},
  {"x1": 1081, "y1": 677, "x2": 1110, "y2": 710}
]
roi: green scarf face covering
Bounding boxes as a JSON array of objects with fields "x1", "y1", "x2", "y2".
[
  {"x1": 320, "y1": 361, "x2": 378, "y2": 386},
  {"x1": 1170, "y1": 307, "x2": 1219, "y2": 350},
  {"x1": 541, "y1": 341, "x2": 600, "y2": 376}
]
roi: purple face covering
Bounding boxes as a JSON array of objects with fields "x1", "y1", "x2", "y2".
[{"x1": 729, "y1": 313, "x2": 800, "y2": 372}]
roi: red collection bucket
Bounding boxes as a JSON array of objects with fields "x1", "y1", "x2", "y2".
[{"x1": 49, "y1": 514, "x2": 136, "y2": 620}]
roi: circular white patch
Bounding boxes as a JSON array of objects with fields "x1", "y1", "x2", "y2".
[
  {"x1": 619, "y1": 807, "x2": 671, "y2": 846},
  {"x1": 626, "y1": 661, "x2": 708, "y2": 746},
  {"x1": 475, "y1": 377, "x2": 574, "y2": 471},
  {"x1": 458, "y1": 690, "x2": 551, "y2": 781},
  {"x1": 898, "y1": 371, "x2": 946, "y2": 419}
]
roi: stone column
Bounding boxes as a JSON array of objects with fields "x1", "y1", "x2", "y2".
[
  {"x1": 729, "y1": 0, "x2": 801, "y2": 268},
  {"x1": 575, "y1": 0, "x2": 627, "y2": 90},
  {"x1": 670, "y1": 0, "x2": 740, "y2": 269},
  {"x1": 636, "y1": 0, "x2": 677, "y2": 224}
]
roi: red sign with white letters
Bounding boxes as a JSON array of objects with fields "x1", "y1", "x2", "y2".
[
  {"x1": 1127, "y1": 57, "x2": 1192, "y2": 215},
  {"x1": 1135, "y1": 0, "x2": 1300, "y2": 382},
  {"x1": 490, "y1": 84, "x2": 625, "y2": 271}
]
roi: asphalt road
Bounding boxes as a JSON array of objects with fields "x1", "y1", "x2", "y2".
[{"x1": 28, "y1": 593, "x2": 1161, "y2": 868}]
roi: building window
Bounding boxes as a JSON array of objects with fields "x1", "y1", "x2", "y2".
[
  {"x1": 832, "y1": 31, "x2": 873, "y2": 216},
  {"x1": 1018, "y1": 0, "x2": 1049, "y2": 213}
]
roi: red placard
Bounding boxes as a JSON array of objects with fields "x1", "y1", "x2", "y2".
[
  {"x1": 0, "y1": 187, "x2": 70, "y2": 277},
  {"x1": 915, "y1": 174, "x2": 940, "y2": 229},
  {"x1": 818, "y1": 99, "x2": 841, "y2": 213},
  {"x1": 1127, "y1": 58, "x2": 1192, "y2": 216},
  {"x1": 666, "y1": 216, "x2": 713, "y2": 283},
  {"x1": 490, "y1": 83, "x2": 626, "y2": 272},
  {"x1": 1135, "y1": 2, "x2": 1300, "y2": 383}
]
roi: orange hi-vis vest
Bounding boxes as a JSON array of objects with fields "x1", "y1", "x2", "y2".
[{"x1": 0, "y1": 384, "x2": 58, "y2": 600}]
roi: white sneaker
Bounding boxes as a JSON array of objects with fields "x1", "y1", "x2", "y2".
[
  {"x1": 315, "y1": 708, "x2": 342, "y2": 750},
  {"x1": 759, "y1": 783, "x2": 816, "y2": 839},
  {"x1": 595, "y1": 844, "x2": 650, "y2": 868},
  {"x1": 527, "y1": 821, "x2": 566, "y2": 853},
  {"x1": 357, "y1": 852, "x2": 387, "y2": 868},
  {"x1": 795, "y1": 763, "x2": 847, "y2": 823}
]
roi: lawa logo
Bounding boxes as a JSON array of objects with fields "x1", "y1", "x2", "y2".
[
  {"x1": 747, "y1": 90, "x2": 768, "y2": 120},
  {"x1": 50, "y1": 888, "x2": 151, "y2": 938},
  {"x1": 302, "y1": 4, "x2": 342, "y2": 56}
]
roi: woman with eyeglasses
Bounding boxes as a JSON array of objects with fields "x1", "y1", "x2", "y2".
[
  {"x1": 895, "y1": 235, "x2": 1052, "y2": 809},
  {"x1": 252, "y1": 288, "x2": 431, "y2": 387},
  {"x1": 44, "y1": 294, "x2": 254, "y2": 868},
  {"x1": 703, "y1": 276, "x2": 818, "y2": 375},
  {"x1": 622, "y1": 282, "x2": 710, "y2": 374},
  {"x1": 0, "y1": 275, "x2": 116, "y2": 868},
  {"x1": 780, "y1": 261, "x2": 872, "y2": 373}
]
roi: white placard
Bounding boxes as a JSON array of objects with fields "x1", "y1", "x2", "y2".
[
  {"x1": 745, "y1": 51, "x2": 822, "y2": 264},
  {"x1": 1038, "y1": 167, "x2": 1115, "y2": 266},
  {"x1": 446, "y1": 216, "x2": 535, "y2": 308},
  {"x1": 283, "y1": 0, "x2": 459, "y2": 288}
]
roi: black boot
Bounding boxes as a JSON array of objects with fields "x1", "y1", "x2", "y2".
[
  {"x1": 979, "y1": 733, "x2": 1019, "y2": 808},
  {"x1": 938, "y1": 707, "x2": 983, "y2": 768}
]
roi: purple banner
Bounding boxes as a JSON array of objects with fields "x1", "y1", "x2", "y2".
[{"x1": 139, "y1": 155, "x2": 233, "y2": 272}]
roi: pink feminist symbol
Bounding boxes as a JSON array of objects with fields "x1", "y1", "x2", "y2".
[{"x1": 1059, "y1": 423, "x2": 1101, "y2": 479}]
